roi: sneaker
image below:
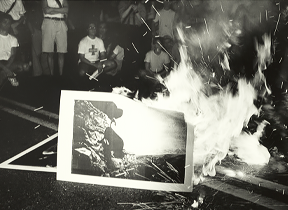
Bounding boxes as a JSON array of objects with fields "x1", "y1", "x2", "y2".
[{"x1": 8, "y1": 77, "x2": 19, "y2": 87}]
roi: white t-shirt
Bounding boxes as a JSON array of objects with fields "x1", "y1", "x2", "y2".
[
  {"x1": 44, "y1": 0, "x2": 64, "y2": 18},
  {"x1": 78, "y1": 36, "x2": 106, "y2": 63},
  {"x1": 153, "y1": 9, "x2": 175, "y2": 39},
  {"x1": 0, "y1": 0, "x2": 26, "y2": 21},
  {"x1": 144, "y1": 50, "x2": 170, "y2": 73},
  {"x1": 0, "y1": 34, "x2": 19, "y2": 61}
]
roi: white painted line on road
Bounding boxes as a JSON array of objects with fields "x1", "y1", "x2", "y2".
[
  {"x1": 0, "y1": 96, "x2": 59, "y2": 120},
  {"x1": 203, "y1": 178, "x2": 288, "y2": 210},
  {"x1": 0, "y1": 164, "x2": 57, "y2": 173},
  {"x1": 216, "y1": 165, "x2": 288, "y2": 196},
  {"x1": 0, "y1": 133, "x2": 58, "y2": 173},
  {"x1": 0, "y1": 105, "x2": 58, "y2": 131}
]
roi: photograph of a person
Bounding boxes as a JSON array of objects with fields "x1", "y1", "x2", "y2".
[{"x1": 57, "y1": 91, "x2": 193, "y2": 192}]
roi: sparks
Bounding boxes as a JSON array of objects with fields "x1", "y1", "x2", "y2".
[
  {"x1": 140, "y1": 17, "x2": 151, "y2": 31},
  {"x1": 86, "y1": 73, "x2": 98, "y2": 81},
  {"x1": 143, "y1": 31, "x2": 147, "y2": 36},
  {"x1": 132, "y1": 42, "x2": 139, "y2": 54},
  {"x1": 157, "y1": 41, "x2": 173, "y2": 59},
  {"x1": 100, "y1": 58, "x2": 107, "y2": 62},
  {"x1": 152, "y1": 5, "x2": 160, "y2": 16},
  {"x1": 34, "y1": 106, "x2": 43, "y2": 111},
  {"x1": 155, "y1": 0, "x2": 163, "y2": 4},
  {"x1": 204, "y1": 18, "x2": 210, "y2": 36},
  {"x1": 144, "y1": 0, "x2": 149, "y2": 3},
  {"x1": 34, "y1": 125, "x2": 40, "y2": 129},
  {"x1": 274, "y1": 13, "x2": 281, "y2": 35},
  {"x1": 197, "y1": 37, "x2": 204, "y2": 56},
  {"x1": 279, "y1": 57, "x2": 283, "y2": 63},
  {"x1": 220, "y1": 2, "x2": 224, "y2": 12}
]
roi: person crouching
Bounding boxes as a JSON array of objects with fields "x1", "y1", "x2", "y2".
[{"x1": 77, "y1": 21, "x2": 116, "y2": 89}]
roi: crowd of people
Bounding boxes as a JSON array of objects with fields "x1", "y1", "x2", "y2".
[
  {"x1": 0, "y1": 0, "x2": 184, "y2": 96},
  {"x1": 1, "y1": 0, "x2": 287, "y2": 96}
]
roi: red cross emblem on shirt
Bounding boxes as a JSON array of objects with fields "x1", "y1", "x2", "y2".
[{"x1": 89, "y1": 45, "x2": 98, "y2": 55}]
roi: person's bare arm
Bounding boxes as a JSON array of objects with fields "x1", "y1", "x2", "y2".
[
  {"x1": 42, "y1": 0, "x2": 68, "y2": 15},
  {"x1": 119, "y1": 3, "x2": 133, "y2": 23},
  {"x1": 79, "y1": 54, "x2": 97, "y2": 67},
  {"x1": 0, "y1": 48, "x2": 17, "y2": 76},
  {"x1": 109, "y1": 52, "x2": 117, "y2": 61},
  {"x1": 6, "y1": 47, "x2": 17, "y2": 68},
  {"x1": 145, "y1": 62, "x2": 151, "y2": 72}
]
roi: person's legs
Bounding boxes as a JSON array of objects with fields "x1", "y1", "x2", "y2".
[
  {"x1": 103, "y1": 60, "x2": 117, "y2": 76},
  {"x1": 42, "y1": 19, "x2": 56, "y2": 75},
  {"x1": 56, "y1": 21, "x2": 68, "y2": 76},
  {"x1": 47, "y1": 53, "x2": 54, "y2": 75},
  {"x1": 58, "y1": 53, "x2": 65, "y2": 76}
]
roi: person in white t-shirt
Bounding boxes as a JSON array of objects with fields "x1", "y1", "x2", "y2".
[
  {"x1": 77, "y1": 22, "x2": 116, "y2": 78},
  {"x1": 0, "y1": 13, "x2": 30, "y2": 87},
  {"x1": 142, "y1": 37, "x2": 170, "y2": 78},
  {"x1": 0, "y1": 0, "x2": 26, "y2": 35},
  {"x1": 137, "y1": 37, "x2": 170, "y2": 98},
  {"x1": 152, "y1": 0, "x2": 176, "y2": 39}
]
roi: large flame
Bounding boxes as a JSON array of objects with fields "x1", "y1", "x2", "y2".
[{"x1": 140, "y1": 2, "x2": 275, "y2": 178}]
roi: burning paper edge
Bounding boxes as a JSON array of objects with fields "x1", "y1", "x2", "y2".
[{"x1": 57, "y1": 90, "x2": 194, "y2": 192}]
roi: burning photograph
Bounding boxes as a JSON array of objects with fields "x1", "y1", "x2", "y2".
[{"x1": 57, "y1": 91, "x2": 194, "y2": 192}]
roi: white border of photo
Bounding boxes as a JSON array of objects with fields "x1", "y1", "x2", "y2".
[{"x1": 57, "y1": 90, "x2": 194, "y2": 192}]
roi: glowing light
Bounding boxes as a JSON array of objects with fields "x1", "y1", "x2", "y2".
[
  {"x1": 220, "y1": 2, "x2": 224, "y2": 12},
  {"x1": 34, "y1": 125, "x2": 40, "y2": 129},
  {"x1": 34, "y1": 106, "x2": 43, "y2": 111},
  {"x1": 237, "y1": 171, "x2": 245, "y2": 177},
  {"x1": 225, "y1": 169, "x2": 236, "y2": 177},
  {"x1": 152, "y1": 5, "x2": 160, "y2": 16},
  {"x1": 204, "y1": 18, "x2": 210, "y2": 36},
  {"x1": 132, "y1": 42, "x2": 139, "y2": 54},
  {"x1": 141, "y1": 17, "x2": 151, "y2": 31},
  {"x1": 274, "y1": 13, "x2": 281, "y2": 35}
]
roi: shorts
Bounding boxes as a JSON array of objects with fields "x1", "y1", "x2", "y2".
[{"x1": 42, "y1": 18, "x2": 68, "y2": 53}]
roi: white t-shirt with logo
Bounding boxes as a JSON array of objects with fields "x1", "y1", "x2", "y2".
[
  {"x1": 0, "y1": 34, "x2": 19, "y2": 61},
  {"x1": 78, "y1": 36, "x2": 106, "y2": 63}
]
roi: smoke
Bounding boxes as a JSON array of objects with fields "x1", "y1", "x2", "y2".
[{"x1": 140, "y1": 0, "x2": 279, "y2": 178}]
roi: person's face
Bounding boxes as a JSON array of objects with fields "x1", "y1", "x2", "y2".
[
  {"x1": 0, "y1": 18, "x2": 12, "y2": 31},
  {"x1": 163, "y1": 0, "x2": 171, "y2": 9},
  {"x1": 154, "y1": 42, "x2": 162, "y2": 54},
  {"x1": 87, "y1": 23, "x2": 97, "y2": 37},
  {"x1": 98, "y1": 23, "x2": 107, "y2": 35}
]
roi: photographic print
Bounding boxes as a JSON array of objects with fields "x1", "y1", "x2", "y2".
[{"x1": 57, "y1": 90, "x2": 193, "y2": 192}]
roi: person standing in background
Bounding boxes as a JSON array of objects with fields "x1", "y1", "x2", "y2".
[
  {"x1": 118, "y1": 0, "x2": 147, "y2": 69},
  {"x1": 0, "y1": 0, "x2": 26, "y2": 36},
  {"x1": 41, "y1": 0, "x2": 68, "y2": 76},
  {"x1": 27, "y1": 1, "x2": 48, "y2": 76},
  {"x1": 152, "y1": 0, "x2": 176, "y2": 40}
]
